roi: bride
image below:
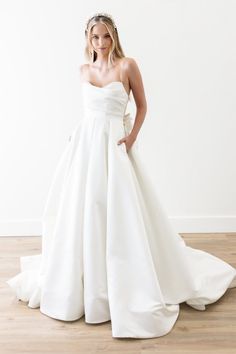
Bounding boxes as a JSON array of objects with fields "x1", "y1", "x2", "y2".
[{"x1": 6, "y1": 12, "x2": 236, "y2": 339}]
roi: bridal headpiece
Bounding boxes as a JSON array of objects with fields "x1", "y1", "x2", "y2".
[{"x1": 85, "y1": 12, "x2": 117, "y2": 31}]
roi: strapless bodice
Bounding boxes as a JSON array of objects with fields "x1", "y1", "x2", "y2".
[{"x1": 82, "y1": 81, "x2": 129, "y2": 119}]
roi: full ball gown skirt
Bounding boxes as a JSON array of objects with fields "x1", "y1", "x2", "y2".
[{"x1": 6, "y1": 81, "x2": 236, "y2": 339}]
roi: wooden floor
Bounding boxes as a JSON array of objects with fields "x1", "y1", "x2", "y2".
[{"x1": 1, "y1": 233, "x2": 236, "y2": 354}]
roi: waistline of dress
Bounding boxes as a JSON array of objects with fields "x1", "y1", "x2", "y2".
[{"x1": 83, "y1": 108, "x2": 132, "y2": 121}]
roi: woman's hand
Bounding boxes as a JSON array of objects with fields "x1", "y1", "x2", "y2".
[{"x1": 117, "y1": 133, "x2": 137, "y2": 153}]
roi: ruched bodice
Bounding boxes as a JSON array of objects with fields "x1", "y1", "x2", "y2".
[{"x1": 82, "y1": 81, "x2": 129, "y2": 118}]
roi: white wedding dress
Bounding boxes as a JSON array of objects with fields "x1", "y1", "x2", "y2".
[{"x1": 6, "y1": 80, "x2": 236, "y2": 339}]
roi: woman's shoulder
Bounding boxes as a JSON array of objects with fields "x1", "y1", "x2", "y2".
[
  {"x1": 79, "y1": 63, "x2": 90, "y2": 82},
  {"x1": 119, "y1": 57, "x2": 140, "y2": 75},
  {"x1": 79, "y1": 63, "x2": 89, "y2": 74},
  {"x1": 120, "y1": 56, "x2": 138, "y2": 66}
]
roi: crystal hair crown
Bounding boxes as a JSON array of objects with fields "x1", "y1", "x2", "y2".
[{"x1": 85, "y1": 12, "x2": 117, "y2": 30}]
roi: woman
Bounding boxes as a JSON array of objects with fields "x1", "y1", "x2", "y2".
[{"x1": 6, "y1": 12, "x2": 236, "y2": 339}]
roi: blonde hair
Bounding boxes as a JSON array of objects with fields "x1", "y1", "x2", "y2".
[{"x1": 84, "y1": 14, "x2": 125, "y2": 69}]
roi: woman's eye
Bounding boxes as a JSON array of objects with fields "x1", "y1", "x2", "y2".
[{"x1": 92, "y1": 35, "x2": 110, "y2": 39}]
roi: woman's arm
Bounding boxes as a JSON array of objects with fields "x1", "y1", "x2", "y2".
[
  {"x1": 118, "y1": 57, "x2": 147, "y2": 151},
  {"x1": 126, "y1": 57, "x2": 147, "y2": 139}
]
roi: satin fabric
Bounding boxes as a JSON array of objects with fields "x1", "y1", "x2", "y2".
[{"x1": 6, "y1": 81, "x2": 236, "y2": 338}]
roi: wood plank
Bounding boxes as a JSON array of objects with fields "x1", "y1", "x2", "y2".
[{"x1": 1, "y1": 234, "x2": 236, "y2": 353}]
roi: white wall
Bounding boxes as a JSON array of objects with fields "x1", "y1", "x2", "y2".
[{"x1": 0, "y1": 0, "x2": 236, "y2": 235}]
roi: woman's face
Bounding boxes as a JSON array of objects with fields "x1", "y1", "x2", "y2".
[{"x1": 90, "y1": 23, "x2": 112, "y2": 55}]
